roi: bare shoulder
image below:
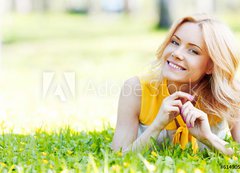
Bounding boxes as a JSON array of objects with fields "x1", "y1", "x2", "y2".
[
  {"x1": 119, "y1": 76, "x2": 142, "y2": 116},
  {"x1": 123, "y1": 76, "x2": 142, "y2": 96}
]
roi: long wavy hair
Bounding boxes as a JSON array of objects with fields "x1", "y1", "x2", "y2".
[{"x1": 148, "y1": 14, "x2": 240, "y2": 127}]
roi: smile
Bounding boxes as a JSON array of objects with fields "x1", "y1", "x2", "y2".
[{"x1": 167, "y1": 61, "x2": 186, "y2": 71}]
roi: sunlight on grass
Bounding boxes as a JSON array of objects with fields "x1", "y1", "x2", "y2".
[{"x1": 0, "y1": 126, "x2": 239, "y2": 172}]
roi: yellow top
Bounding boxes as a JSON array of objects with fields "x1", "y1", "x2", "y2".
[{"x1": 138, "y1": 76, "x2": 222, "y2": 153}]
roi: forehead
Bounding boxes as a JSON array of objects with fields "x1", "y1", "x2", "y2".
[{"x1": 174, "y1": 22, "x2": 204, "y2": 46}]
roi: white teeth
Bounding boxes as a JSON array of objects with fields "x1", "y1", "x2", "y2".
[{"x1": 169, "y1": 62, "x2": 184, "y2": 70}]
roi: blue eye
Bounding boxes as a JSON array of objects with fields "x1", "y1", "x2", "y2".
[
  {"x1": 189, "y1": 49, "x2": 199, "y2": 55},
  {"x1": 171, "y1": 40, "x2": 179, "y2": 46}
]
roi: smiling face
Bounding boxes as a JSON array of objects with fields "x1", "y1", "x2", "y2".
[{"x1": 162, "y1": 22, "x2": 213, "y2": 84}]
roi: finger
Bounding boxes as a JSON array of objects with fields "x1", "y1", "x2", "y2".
[
  {"x1": 196, "y1": 109, "x2": 207, "y2": 121},
  {"x1": 181, "y1": 108, "x2": 188, "y2": 122},
  {"x1": 182, "y1": 105, "x2": 194, "y2": 124},
  {"x1": 169, "y1": 106, "x2": 180, "y2": 114},
  {"x1": 181, "y1": 101, "x2": 194, "y2": 114},
  {"x1": 181, "y1": 101, "x2": 193, "y2": 116},
  {"x1": 168, "y1": 106, "x2": 180, "y2": 118},
  {"x1": 185, "y1": 110, "x2": 193, "y2": 127},
  {"x1": 183, "y1": 101, "x2": 194, "y2": 108},
  {"x1": 172, "y1": 100, "x2": 183, "y2": 109},
  {"x1": 189, "y1": 113, "x2": 197, "y2": 127},
  {"x1": 170, "y1": 91, "x2": 194, "y2": 102}
]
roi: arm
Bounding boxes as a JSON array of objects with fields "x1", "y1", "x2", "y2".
[
  {"x1": 181, "y1": 101, "x2": 234, "y2": 155},
  {"x1": 111, "y1": 77, "x2": 164, "y2": 153},
  {"x1": 201, "y1": 133, "x2": 233, "y2": 156},
  {"x1": 205, "y1": 116, "x2": 240, "y2": 155}
]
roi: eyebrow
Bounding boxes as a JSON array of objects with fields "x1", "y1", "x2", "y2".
[{"x1": 173, "y1": 35, "x2": 203, "y2": 51}]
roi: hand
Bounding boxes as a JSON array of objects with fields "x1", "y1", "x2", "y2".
[
  {"x1": 153, "y1": 91, "x2": 194, "y2": 130},
  {"x1": 181, "y1": 101, "x2": 212, "y2": 142}
]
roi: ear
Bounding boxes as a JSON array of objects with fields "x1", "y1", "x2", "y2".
[{"x1": 206, "y1": 59, "x2": 213, "y2": 75}]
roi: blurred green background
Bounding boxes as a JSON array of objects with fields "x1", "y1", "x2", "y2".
[{"x1": 0, "y1": 0, "x2": 240, "y2": 133}]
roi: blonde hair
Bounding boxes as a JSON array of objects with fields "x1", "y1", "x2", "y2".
[{"x1": 149, "y1": 14, "x2": 240, "y2": 127}]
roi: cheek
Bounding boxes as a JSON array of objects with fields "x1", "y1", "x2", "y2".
[
  {"x1": 189, "y1": 59, "x2": 209, "y2": 75},
  {"x1": 162, "y1": 46, "x2": 172, "y2": 59}
]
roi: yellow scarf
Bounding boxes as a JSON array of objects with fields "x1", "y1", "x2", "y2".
[
  {"x1": 138, "y1": 76, "x2": 221, "y2": 153},
  {"x1": 165, "y1": 115, "x2": 198, "y2": 153}
]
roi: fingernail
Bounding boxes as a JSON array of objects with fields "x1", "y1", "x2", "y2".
[
  {"x1": 190, "y1": 95, "x2": 194, "y2": 100},
  {"x1": 187, "y1": 124, "x2": 191, "y2": 128}
]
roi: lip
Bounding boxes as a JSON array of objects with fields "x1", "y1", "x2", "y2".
[{"x1": 167, "y1": 60, "x2": 187, "y2": 70}]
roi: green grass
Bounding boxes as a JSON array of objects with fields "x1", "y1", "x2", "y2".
[{"x1": 0, "y1": 126, "x2": 239, "y2": 172}]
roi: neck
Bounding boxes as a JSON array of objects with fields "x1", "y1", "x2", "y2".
[{"x1": 167, "y1": 80, "x2": 199, "y2": 95}]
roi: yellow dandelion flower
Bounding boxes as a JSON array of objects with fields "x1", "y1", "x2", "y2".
[
  {"x1": 112, "y1": 164, "x2": 120, "y2": 172},
  {"x1": 105, "y1": 137, "x2": 111, "y2": 141},
  {"x1": 49, "y1": 164, "x2": 54, "y2": 169},
  {"x1": 177, "y1": 168, "x2": 186, "y2": 173},
  {"x1": 232, "y1": 156, "x2": 238, "y2": 161},
  {"x1": 42, "y1": 152, "x2": 47, "y2": 156},
  {"x1": 42, "y1": 159, "x2": 48, "y2": 164},
  {"x1": 117, "y1": 151, "x2": 122, "y2": 157},
  {"x1": 123, "y1": 162, "x2": 129, "y2": 167},
  {"x1": 0, "y1": 162, "x2": 7, "y2": 167},
  {"x1": 9, "y1": 165, "x2": 15, "y2": 171},
  {"x1": 194, "y1": 168, "x2": 202, "y2": 173},
  {"x1": 201, "y1": 160, "x2": 206, "y2": 165},
  {"x1": 225, "y1": 156, "x2": 230, "y2": 161},
  {"x1": 193, "y1": 156, "x2": 199, "y2": 160},
  {"x1": 67, "y1": 150, "x2": 73, "y2": 155},
  {"x1": 151, "y1": 151, "x2": 158, "y2": 157}
]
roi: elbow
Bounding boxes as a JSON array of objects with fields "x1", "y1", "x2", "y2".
[
  {"x1": 224, "y1": 148, "x2": 234, "y2": 156},
  {"x1": 111, "y1": 143, "x2": 119, "y2": 152},
  {"x1": 111, "y1": 141, "x2": 122, "y2": 152},
  {"x1": 111, "y1": 142, "x2": 129, "y2": 155}
]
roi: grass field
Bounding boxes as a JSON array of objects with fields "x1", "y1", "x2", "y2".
[
  {"x1": 1, "y1": 12, "x2": 240, "y2": 172},
  {"x1": 0, "y1": 126, "x2": 239, "y2": 172}
]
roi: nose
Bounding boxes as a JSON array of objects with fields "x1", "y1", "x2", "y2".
[{"x1": 172, "y1": 46, "x2": 185, "y2": 60}]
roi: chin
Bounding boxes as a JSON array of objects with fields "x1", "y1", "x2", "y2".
[
  {"x1": 163, "y1": 72, "x2": 188, "y2": 83},
  {"x1": 162, "y1": 70, "x2": 176, "y2": 80}
]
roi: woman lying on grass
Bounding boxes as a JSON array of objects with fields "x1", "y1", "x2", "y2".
[{"x1": 112, "y1": 14, "x2": 240, "y2": 155}]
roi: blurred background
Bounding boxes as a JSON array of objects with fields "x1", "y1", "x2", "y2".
[{"x1": 0, "y1": 0, "x2": 240, "y2": 133}]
